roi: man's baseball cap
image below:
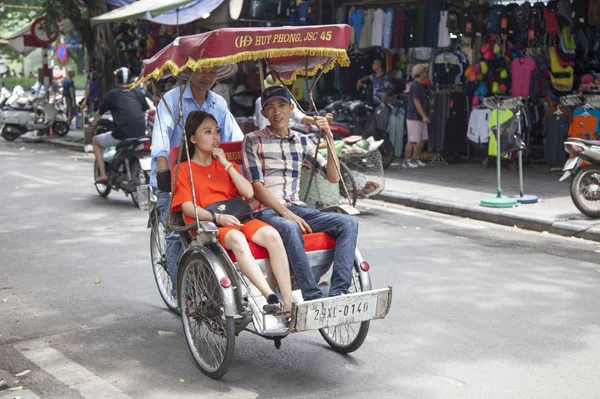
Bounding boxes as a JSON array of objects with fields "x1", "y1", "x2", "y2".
[{"x1": 261, "y1": 86, "x2": 291, "y2": 109}]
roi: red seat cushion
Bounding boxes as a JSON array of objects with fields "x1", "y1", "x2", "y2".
[{"x1": 228, "y1": 232, "x2": 336, "y2": 262}]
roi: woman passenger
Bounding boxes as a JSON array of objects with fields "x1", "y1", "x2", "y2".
[{"x1": 171, "y1": 110, "x2": 293, "y2": 317}]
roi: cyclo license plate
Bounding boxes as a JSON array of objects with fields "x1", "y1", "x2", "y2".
[{"x1": 303, "y1": 292, "x2": 378, "y2": 330}]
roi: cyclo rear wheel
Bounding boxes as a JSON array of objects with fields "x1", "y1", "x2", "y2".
[
  {"x1": 150, "y1": 208, "x2": 178, "y2": 313},
  {"x1": 319, "y1": 265, "x2": 370, "y2": 353},
  {"x1": 179, "y1": 252, "x2": 235, "y2": 379}
]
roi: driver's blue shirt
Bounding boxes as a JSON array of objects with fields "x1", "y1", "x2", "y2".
[{"x1": 150, "y1": 85, "x2": 243, "y2": 187}]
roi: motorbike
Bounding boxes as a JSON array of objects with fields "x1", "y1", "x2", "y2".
[
  {"x1": 0, "y1": 85, "x2": 69, "y2": 141},
  {"x1": 321, "y1": 98, "x2": 395, "y2": 169},
  {"x1": 93, "y1": 112, "x2": 152, "y2": 207},
  {"x1": 0, "y1": 87, "x2": 11, "y2": 107},
  {"x1": 559, "y1": 137, "x2": 600, "y2": 218}
]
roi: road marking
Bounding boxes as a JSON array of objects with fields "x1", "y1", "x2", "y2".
[
  {"x1": 7, "y1": 171, "x2": 58, "y2": 185},
  {"x1": 14, "y1": 338, "x2": 132, "y2": 399}
]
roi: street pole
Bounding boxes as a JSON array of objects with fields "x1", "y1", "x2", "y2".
[
  {"x1": 42, "y1": 46, "x2": 49, "y2": 100},
  {"x1": 176, "y1": 8, "x2": 179, "y2": 37}
]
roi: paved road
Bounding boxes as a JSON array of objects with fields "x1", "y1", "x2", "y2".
[{"x1": 1, "y1": 140, "x2": 600, "y2": 399}]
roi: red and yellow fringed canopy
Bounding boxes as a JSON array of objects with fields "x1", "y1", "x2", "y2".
[{"x1": 134, "y1": 24, "x2": 352, "y2": 86}]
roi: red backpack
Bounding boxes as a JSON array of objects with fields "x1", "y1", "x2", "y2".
[
  {"x1": 590, "y1": 0, "x2": 600, "y2": 26},
  {"x1": 545, "y1": 1, "x2": 560, "y2": 33}
]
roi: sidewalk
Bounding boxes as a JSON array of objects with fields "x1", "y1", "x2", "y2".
[
  {"x1": 376, "y1": 159, "x2": 600, "y2": 241},
  {"x1": 26, "y1": 128, "x2": 86, "y2": 151}
]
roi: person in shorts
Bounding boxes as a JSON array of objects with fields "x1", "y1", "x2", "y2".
[
  {"x1": 404, "y1": 64, "x2": 430, "y2": 168},
  {"x1": 90, "y1": 67, "x2": 149, "y2": 183}
]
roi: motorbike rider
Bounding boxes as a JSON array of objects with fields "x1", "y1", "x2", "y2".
[
  {"x1": 151, "y1": 65, "x2": 243, "y2": 299},
  {"x1": 90, "y1": 67, "x2": 150, "y2": 183}
]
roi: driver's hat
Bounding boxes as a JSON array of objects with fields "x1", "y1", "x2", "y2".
[{"x1": 261, "y1": 86, "x2": 291, "y2": 109}]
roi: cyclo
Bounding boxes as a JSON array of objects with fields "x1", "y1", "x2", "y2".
[{"x1": 135, "y1": 24, "x2": 392, "y2": 379}]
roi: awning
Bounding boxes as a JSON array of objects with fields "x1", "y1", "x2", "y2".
[
  {"x1": 91, "y1": 0, "x2": 196, "y2": 26},
  {"x1": 146, "y1": 0, "x2": 225, "y2": 26}
]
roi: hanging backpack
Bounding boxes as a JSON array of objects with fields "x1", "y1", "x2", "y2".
[
  {"x1": 573, "y1": 0, "x2": 589, "y2": 29},
  {"x1": 589, "y1": 0, "x2": 600, "y2": 26},
  {"x1": 558, "y1": 26, "x2": 577, "y2": 61},
  {"x1": 447, "y1": 7, "x2": 462, "y2": 35},
  {"x1": 515, "y1": 2, "x2": 531, "y2": 33},
  {"x1": 545, "y1": 1, "x2": 561, "y2": 33},
  {"x1": 557, "y1": 0, "x2": 574, "y2": 28},
  {"x1": 549, "y1": 47, "x2": 574, "y2": 93},
  {"x1": 530, "y1": 2, "x2": 545, "y2": 34},
  {"x1": 502, "y1": 3, "x2": 519, "y2": 34},
  {"x1": 489, "y1": 5, "x2": 505, "y2": 34}
]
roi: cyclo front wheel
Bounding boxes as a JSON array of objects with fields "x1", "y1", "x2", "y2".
[
  {"x1": 179, "y1": 252, "x2": 235, "y2": 379},
  {"x1": 150, "y1": 208, "x2": 178, "y2": 313},
  {"x1": 319, "y1": 264, "x2": 370, "y2": 353}
]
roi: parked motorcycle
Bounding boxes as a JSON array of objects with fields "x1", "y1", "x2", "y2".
[
  {"x1": 559, "y1": 137, "x2": 600, "y2": 217},
  {"x1": 321, "y1": 99, "x2": 395, "y2": 168},
  {"x1": 0, "y1": 85, "x2": 69, "y2": 140},
  {"x1": 93, "y1": 112, "x2": 152, "y2": 207}
]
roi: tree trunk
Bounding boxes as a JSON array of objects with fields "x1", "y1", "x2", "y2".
[{"x1": 84, "y1": 0, "x2": 119, "y2": 103}]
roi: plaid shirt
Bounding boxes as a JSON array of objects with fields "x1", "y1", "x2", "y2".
[{"x1": 242, "y1": 127, "x2": 328, "y2": 212}]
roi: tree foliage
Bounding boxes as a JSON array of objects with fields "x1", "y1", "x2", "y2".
[{"x1": 42, "y1": 0, "x2": 123, "y2": 101}]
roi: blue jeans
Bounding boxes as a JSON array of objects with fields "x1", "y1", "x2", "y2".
[
  {"x1": 256, "y1": 205, "x2": 358, "y2": 300},
  {"x1": 155, "y1": 190, "x2": 183, "y2": 298}
]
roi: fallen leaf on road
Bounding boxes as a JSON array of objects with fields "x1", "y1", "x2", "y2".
[
  {"x1": 179, "y1": 379, "x2": 185, "y2": 383},
  {"x1": 595, "y1": 243, "x2": 600, "y2": 246},
  {"x1": 158, "y1": 330, "x2": 176, "y2": 337},
  {"x1": 14, "y1": 370, "x2": 30, "y2": 377},
  {"x1": 541, "y1": 231, "x2": 549, "y2": 234},
  {"x1": 416, "y1": 227, "x2": 421, "y2": 230},
  {"x1": 123, "y1": 262, "x2": 130, "y2": 264},
  {"x1": 2, "y1": 298, "x2": 7, "y2": 302},
  {"x1": 513, "y1": 225, "x2": 519, "y2": 229},
  {"x1": 9, "y1": 386, "x2": 23, "y2": 391},
  {"x1": 95, "y1": 279, "x2": 101, "y2": 284},
  {"x1": 455, "y1": 236, "x2": 467, "y2": 239},
  {"x1": 595, "y1": 250, "x2": 600, "y2": 253}
]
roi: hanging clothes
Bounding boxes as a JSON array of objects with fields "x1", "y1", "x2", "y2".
[
  {"x1": 371, "y1": 8, "x2": 385, "y2": 48},
  {"x1": 544, "y1": 112, "x2": 570, "y2": 165},
  {"x1": 359, "y1": 9, "x2": 374, "y2": 48},
  {"x1": 467, "y1": 108, "x2": 492, "y2": 144},
  {"x1": 387, "y1": 105, "x2": 406, "y2": 158},
  {"x1": 444, "y1": 92, "x2": 470, "y2": 158},
  {"x1": 382, "y1": 8, "x2": 395, "y2": 50},
  {"x1": 413, "y1": 7, "x2": 426, "y2": 47},
  {"x1": 349, "y1": 8, "x2": 364, "y2": 45},
  {"x1": 438, "y1": 10, "x2": 451, "y2": 48},
  {"x1": 392, "y1": 7, "x2": 406, "y2": 49},
  {"x1": 568, "y1": 110, "x2": 600, "y2": 140},
  {"x1": 511, "y1": 55, "x2": 537, "y2": 97},
  {"x1": 425, "y1": 4, "x2": 441, "y2": 48},
  {"x1": 433, "y1": 51, "x2": 462, "y2": 87}
]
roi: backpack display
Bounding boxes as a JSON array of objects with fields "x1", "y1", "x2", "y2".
[
  {"x1": 573, "y1": 0, "x2": 589, "y2": 29},
  {"x1": 489, "y1": 5, "x2": 504, "y2": 34},
  {"x1": 515, "y1": 1, "x2": 531, "y2": 33},
  {"x1": 545, "y1": 1, "x2": 561, "y2": 33},
  {"x1": 589, "y1": 0, "x2": 600, "y2": 26},
  {"x1": 530, "y1": 2, "x2": 546, "y2": 34},
  {"x1": 549, "y1": 47, "x2": 574, "y2": 93}
]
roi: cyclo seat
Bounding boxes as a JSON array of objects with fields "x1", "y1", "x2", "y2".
[
  {"x1": 116, "y1": 136, "x2": 149, "y2": 149},
  {"x1": 169, "y1": 141, "x2": 338, "y2": 259}
]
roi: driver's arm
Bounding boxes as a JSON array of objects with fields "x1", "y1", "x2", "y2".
[{"x1": 152, "y1": 97, "x2": 174, "y2": 175}]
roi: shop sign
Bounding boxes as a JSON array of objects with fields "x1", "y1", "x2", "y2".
[{"x1": 64, "y1": 38, "x2": 83, "y2": 50}]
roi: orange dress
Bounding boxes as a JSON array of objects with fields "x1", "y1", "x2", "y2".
[{"x1": 171, "y1": 160, "x2": 268, "y2": 248}]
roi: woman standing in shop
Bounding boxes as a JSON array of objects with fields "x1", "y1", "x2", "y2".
[{"x1": 403, "y1": 64, "x2": 430, "y2": 168}]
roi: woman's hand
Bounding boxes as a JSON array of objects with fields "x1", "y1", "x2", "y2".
[
  {"x1": 212, "y1": 148, "x2": 229, "y2": 166},
  {"x1": 218, "y1": 214, "x2": 243, "y2": 229}
]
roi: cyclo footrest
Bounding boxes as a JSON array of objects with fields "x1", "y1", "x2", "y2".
[{"x1": 292, "y1": 287, "x2": 392, "y2": 332}]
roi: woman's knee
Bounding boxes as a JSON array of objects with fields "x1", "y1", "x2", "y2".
[
  {"x1": 225, "y1": 230, "x2": 247, "y2": 252},
  {"x1": 257, "y1": 226, "x2": 285, "y2": 248}
]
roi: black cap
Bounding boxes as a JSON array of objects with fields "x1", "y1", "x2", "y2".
[{"x1": 261, "y1": 86, "x2": 291, "y2": 109}]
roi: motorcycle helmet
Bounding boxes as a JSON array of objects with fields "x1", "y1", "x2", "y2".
[{"x1": 114, "y1": 67, "x2": 131, "y2": 84}]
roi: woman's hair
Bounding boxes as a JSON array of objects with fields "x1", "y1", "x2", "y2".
[{"x1": 179, "y1": 110, "x2": 218, "y2": 162}]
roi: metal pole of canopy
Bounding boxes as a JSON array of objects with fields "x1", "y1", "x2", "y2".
[{"x1": 176, "y1": 8, "x2": 180, "y2": 37}]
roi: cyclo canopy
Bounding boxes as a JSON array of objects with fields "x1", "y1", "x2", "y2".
[{"x1": 133, "y1": 24, "x2": 352, "y2": 86}]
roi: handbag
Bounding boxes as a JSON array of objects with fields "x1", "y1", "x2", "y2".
[{"x1": 205, "y1": 197, "x2": 254, "y2": 224}]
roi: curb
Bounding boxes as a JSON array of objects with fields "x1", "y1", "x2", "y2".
[
  {"x1": 35, "y1": 137, "x2": 85, "y2": 152},
  {"x1": 375, "y1": 191, "x2": 600, "y2": 242}
]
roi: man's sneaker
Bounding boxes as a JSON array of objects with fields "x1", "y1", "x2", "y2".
[
  {"x1": 403, "y1": 160, "x2": 418, "y2": 168},
  {"x1": 413, "y1": 159, "x2": 427, "y2": 167}
]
